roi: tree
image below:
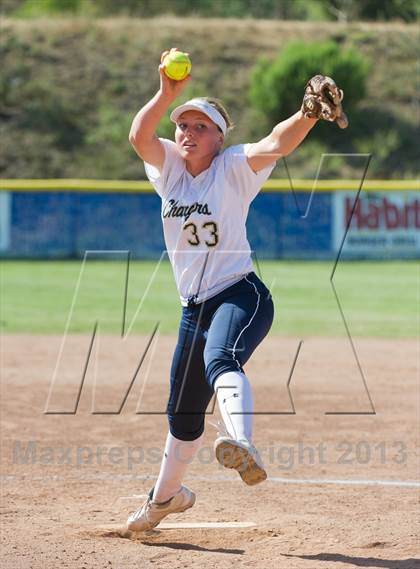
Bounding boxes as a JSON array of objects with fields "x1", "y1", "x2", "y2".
[
  {"x1": 249, "y1": 40, "x2": 370, "y2": 128},
  {"x1": 319, "y1": 0, "x2": 419, "y2": 22}
]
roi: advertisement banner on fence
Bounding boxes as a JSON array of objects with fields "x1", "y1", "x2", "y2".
[{"x1": 332, "y1": 191, "x2": 420, "y2": 258}]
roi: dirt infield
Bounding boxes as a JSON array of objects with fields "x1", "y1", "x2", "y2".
[{"x1": 1, "y1": 335, "x2": 419, "y2": 569}]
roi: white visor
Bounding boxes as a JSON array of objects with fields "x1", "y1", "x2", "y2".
[{"x1": 170, "y1": 99, "x2": 227, "y2": 135}]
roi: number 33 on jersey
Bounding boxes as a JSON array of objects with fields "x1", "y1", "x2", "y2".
[{"x1": 184, "y1": 221, "x2": 219, "y2": 248}]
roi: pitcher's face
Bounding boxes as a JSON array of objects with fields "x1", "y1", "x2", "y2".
[{"x1": 175, "y1": 110, "x2": 224, "y2": 162}]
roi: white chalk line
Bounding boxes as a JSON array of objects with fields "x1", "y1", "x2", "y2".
[
  {"x1": 1, "y1": 473, "x2": 419, "y2": 488},
  {"x1": 117, "y1": 494, "x2": 148, "y2": 500},
  {"x1": 268, "y1": 477, "x2": 420, "y2": 488}
]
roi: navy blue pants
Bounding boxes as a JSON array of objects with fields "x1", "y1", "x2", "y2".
[{"x1": 167, "y1": 272, "x2": 274, "y2": 441}]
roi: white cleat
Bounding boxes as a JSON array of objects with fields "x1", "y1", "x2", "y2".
[
  {"x1": 126, "y1": 486, "x2": 196, "y2": 532},
  {"x1": 214, "y1": 436, "x2": 267, "y2": 486}
]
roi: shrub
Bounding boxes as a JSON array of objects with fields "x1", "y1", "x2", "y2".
[{"x1": 249, "y1": 40, "x2": 370, "y2": 125}]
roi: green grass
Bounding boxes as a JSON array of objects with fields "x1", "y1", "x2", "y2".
[{"x1": 0, "y1": 260, "x2": 418, "y2": 337}]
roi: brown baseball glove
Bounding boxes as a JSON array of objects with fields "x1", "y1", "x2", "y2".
[{"x1": 301, "y1": 74, "x2": 348, "y2": 129}]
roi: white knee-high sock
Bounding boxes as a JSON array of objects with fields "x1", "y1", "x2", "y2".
[
  {"x1": 213, "y1": 371, "x2": 253, "y2": 442},
  {"x1": 152, "y1": 431, "x2": 203, "y2": 503}
]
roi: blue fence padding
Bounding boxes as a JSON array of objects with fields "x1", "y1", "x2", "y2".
[
  {"x1": 280, "y1": 192, "x2": 331, "y2": 257},
  {"x1": 9, "y1": 192, "x2": 165, "y2": 259},
  {"x1": 246, "y1": 192, "x2": 283, "y2": 258},
  {"x1": 11, "y1": 192, "x2": 75, "y2": 257},
  {"x1": 75, "y1": 193, "x2": 164, "y2": 258},
  {"x1": 3, "y1": 190, "x2": 418, "y2": 259},
  {"x1": 5, "y1": 191, "x2": 332, "y2": 259}
]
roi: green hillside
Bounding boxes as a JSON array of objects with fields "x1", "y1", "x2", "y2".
[{"x1": 1, "y1": 18, "x2": 418, "y2": 180}]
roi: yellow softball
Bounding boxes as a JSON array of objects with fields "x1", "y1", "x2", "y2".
[{"x1": 163, "y1": 51, "x2": 192, "y2": 81}]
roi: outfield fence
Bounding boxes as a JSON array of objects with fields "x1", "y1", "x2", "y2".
[{"x1": 0, "y1": 179, "x2": 418, "y2": 260}]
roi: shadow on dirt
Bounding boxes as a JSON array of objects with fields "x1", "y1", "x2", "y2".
[
  {"x1": 281, "y1": 552, "x2": 419, "y2": 568},
  {"x1": 141, "y1": 541, "x2": 245, "y2": 554}
]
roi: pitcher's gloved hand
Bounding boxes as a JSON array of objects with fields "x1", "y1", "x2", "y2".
[{"x1": 301, "y1": 74, "x2": 348, "y2": 129}]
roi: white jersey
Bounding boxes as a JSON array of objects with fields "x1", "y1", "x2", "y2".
[{"x1": 145, "y1": 138, "x2": 275, "y2": 306}]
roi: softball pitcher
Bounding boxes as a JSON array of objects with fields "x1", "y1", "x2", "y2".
[{"x1": 126, "y1": 48, "x2": 347, "y2": 532}]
